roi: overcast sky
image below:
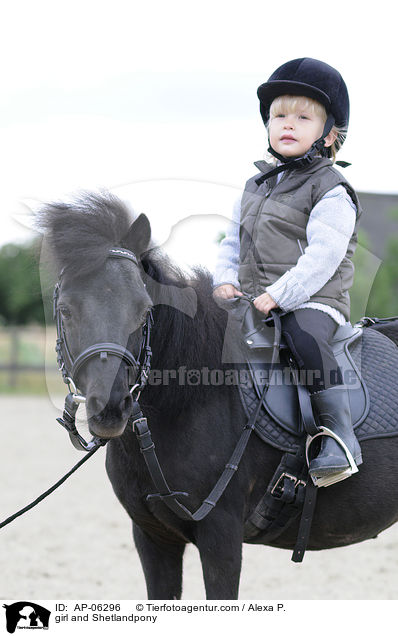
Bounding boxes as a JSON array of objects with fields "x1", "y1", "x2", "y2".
[{"x1": 1, "y1": 0, "x2": 396, "y2": 270}]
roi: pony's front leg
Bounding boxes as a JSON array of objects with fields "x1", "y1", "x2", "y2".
[
  {"x1": 133, "y1": 523, "x2": 186, "y2": 599},
  {"x1": 194, "y1": 510, "x2": 243, "y2": 599}
]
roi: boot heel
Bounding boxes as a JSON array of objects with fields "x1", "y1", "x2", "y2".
[
  {"x1": 306, "y1": 426, "x2": 360, "y2": 488},
  {"x1": 310, "y1": 467, "x2": 356, "y2": 488}
]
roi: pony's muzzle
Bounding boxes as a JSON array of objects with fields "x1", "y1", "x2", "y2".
[{"x1": 86, "y1": 389, "x2": 133, "y2": 438}]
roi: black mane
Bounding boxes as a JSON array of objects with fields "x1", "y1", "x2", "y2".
[
  {"x1": 140, "y1": 253, "x2": 236, "y2": 415},
  {"x1": 143, "y1": 254, "x2": 230, "y2": 365}
]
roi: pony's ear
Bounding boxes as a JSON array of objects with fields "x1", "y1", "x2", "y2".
[{"x1": 123, "y1": 213, "x2": 151, "y2": 257}]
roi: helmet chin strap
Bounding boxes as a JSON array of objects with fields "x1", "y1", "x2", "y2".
[{"x1": 256, "y1": 113, "x2": 335, "y2": 186}]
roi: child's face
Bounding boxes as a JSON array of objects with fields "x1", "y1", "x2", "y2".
[{"x1": 268, "y1": 96, "x2": 326, "y2": 159}]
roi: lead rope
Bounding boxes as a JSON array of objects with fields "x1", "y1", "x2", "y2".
[
  {"x1": 0, "y1": 444, "x2": 104, "y2": 530},
  {"x1": 0, "y1": 310, "x2": 154, "y2": 531},
  {"x1": 0, "y1": 309, "x2": 154, "y2": 530}
]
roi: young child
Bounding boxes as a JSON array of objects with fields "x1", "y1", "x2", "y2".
[{"x1": 213, "y1": 58, "x2": 362, "y2": 485}]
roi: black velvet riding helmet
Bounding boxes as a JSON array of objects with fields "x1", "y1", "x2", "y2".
[
  {"x1": 254, "y1": 58, "x2": 350, "y2": 181},
  {"x1": 257, "y1": 57, "x2": 350, "y2": 130}
]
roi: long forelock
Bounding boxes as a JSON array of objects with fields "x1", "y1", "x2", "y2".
[{"x1": 37, "y1": 191, "x2": 133, "y2": 279}]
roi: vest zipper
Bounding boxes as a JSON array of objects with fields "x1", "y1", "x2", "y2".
[
  {"x1": 250, "y1": 181, "x2": 273, "y2": 294},
  {"x1": 248, "y1": 171, "x2": 285, "y2": 294}
]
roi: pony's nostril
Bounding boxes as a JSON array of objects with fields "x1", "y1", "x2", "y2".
[{"x1": 88, "y1": 393, "x2": 132, "y2": 418}]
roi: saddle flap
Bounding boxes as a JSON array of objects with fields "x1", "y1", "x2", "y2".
[{"x1": 242, "y1": 326, "x2": 370, "y2": 450}]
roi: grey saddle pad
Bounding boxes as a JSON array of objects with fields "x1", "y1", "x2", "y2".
[{"x1": 238, "y1": 327, "x2": 398, "y2": 453}]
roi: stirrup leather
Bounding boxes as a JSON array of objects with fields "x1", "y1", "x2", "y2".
[{"x1": 305, "y1": 426, "x2": 359, "y2": 488}]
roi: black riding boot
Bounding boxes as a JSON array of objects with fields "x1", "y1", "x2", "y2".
[{"x1": 308, "y1": 385, "x2": 362, "y2": 486}]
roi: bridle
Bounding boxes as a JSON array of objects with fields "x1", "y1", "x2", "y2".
[{"x1": 54, "y1": 247, "x2": 153, "y2": 451}]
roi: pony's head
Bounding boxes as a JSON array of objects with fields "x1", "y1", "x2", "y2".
[{"x1": 39, "y1": 192, "x2": 153, "y2": 438}]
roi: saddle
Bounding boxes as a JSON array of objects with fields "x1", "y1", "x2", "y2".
[
  {"x1": 238, "y1": 301, "x2": 369, "y2": 452},
  {"x1": 224, "y1": 298, "x2": 398, "y2": 560}
]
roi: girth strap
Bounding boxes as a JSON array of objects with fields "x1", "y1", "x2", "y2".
[
  {"x1": 244, "y1": 449, "x2": 307, "y2": 541},
  {"x1": 244, "y1": 448, "x2": 317, "y2": 562}
]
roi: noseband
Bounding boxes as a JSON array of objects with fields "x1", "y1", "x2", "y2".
[{"x1": 54, "y1": 247, "x2": 153, "y2": 451}]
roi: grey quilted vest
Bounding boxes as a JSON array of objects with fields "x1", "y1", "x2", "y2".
[{"x1": 238, "y1": 157, "x2": 362, "y2": 320}]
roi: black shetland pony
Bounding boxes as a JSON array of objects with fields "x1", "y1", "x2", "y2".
[{"x1": 39, "y1": 192, "x2": 398, "y2": 599}]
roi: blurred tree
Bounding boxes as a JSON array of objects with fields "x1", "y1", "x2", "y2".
[
  {"x1": 356, "y1": 207, "x2": 398, "y2": 319},
  {"x1": 365, "y1": 234, "x2": 398, "y2": 319},
  {"x1": 350, "y1": 229, "x2": 383, "y2": 323},
  {"x1": 0, "y1": 241, "x2": 45, "y2": 325}
]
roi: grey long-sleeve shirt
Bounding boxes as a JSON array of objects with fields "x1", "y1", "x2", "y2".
[{"x1": 213, "y1": 184, "x2": 357, "y2": 325}]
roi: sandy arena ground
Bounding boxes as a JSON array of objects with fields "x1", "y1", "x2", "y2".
[{"x1": 1, "y1": 396, "x2": 398, "y2": 601}]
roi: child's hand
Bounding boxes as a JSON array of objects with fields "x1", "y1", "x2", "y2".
[
  {"x1": 213, "y1": 284, "x2": 243, "y2": 299},
  {"x1": 253, "y1": 292, "x2": 278, "y2": 315}
]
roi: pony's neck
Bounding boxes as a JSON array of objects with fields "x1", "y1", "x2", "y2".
[
  {"x1": 145, "y1": 274, "x2": 227, "y2": 372},
  {"x1": 140, "y1": 255, "x2": 235, "y2": 415}
]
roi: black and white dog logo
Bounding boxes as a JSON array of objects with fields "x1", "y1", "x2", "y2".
[{"x1": 3, "y1": 602, "x2": 51, "y2": 633}]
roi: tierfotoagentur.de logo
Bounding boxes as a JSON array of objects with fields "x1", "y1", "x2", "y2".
[{"x1": 2, "y1": 602, "x2": 51, "y2": 633}]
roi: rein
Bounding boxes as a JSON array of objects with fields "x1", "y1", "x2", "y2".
[
  {"x1": 131, "y1": 309, "x2": 283, "y2": 521},
  {"x1": 133, "y1": 383, "x2": 267, "y2": 521}
]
